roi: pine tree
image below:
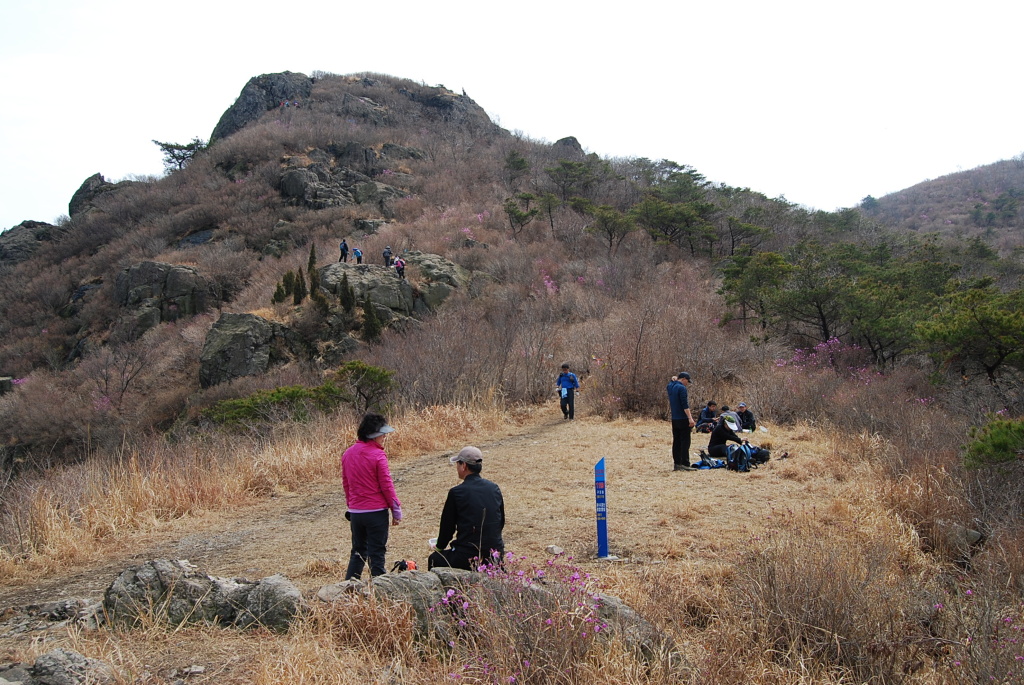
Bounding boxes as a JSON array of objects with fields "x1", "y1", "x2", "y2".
[
  {"x1": 293, "y1": 268, "x2": 307, "y2": 305},
  {"x1": 308, "y1": 244, "x2": 317, "y2": 275},
  {"x1": 361, "y1": 296, "x2": 382, "y2": 343},
  {"x1": 338, "y1": 273, "x2": 355, "y2": 312},
  {"x1": 282, "y1": 271, "x2": 296, "y2": 296},
  {"x1": 272, "y1": 283, "x2": 286, "y2": 304}
]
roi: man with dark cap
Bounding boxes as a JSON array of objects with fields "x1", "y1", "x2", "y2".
[
  {"x1": 736, "y1": 402, "x2": 757, "y2": 432},
  {"x1": 428, "y1": 446, "x2": 506, "y2": 570},
  {"x1": 667, "y1": 372, "x2": 696, "y2": 471}
]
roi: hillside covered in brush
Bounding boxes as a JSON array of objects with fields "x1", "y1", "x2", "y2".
[{"x1": 0, "y1": 70, "x2": 1022, "y2": 465}]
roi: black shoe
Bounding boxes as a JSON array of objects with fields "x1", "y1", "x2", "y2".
[{"x1": 674, "y1": 464, "x2": 696, "y2": 471}]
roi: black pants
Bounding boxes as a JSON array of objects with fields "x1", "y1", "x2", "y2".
[
  {"x1": 345, "y1": 510, "x2": 390, "y2": 579},
  {"x1": 671, "y1": 419, "x2": 692, "y2": 466},
  {"x1": 560, "y1": 390, "x2": 575, "y2": 419},
  {"x1": 428, "y1": 546, "x2": 503, "y2": 571},
  {"x1": 709, "y1": 444, "x2": 731, "y2": 460}
]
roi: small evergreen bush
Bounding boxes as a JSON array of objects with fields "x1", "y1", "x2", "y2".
[{"x1": 964, "y1": 417, "x2": 1024, "y2": 468}]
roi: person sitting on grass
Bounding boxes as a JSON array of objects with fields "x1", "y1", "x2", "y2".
[
  {"x1": 736, "y1": 402, "x2": 756, "y2": 432},
  {"x1": 707, "y1": 414, "x2": 748, "y2": 462},
  {"x1": 695, "y1": 400, "x2": 718, "y2": 433}
]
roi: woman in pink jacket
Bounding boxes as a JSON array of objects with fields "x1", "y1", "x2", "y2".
[{"x1": 341, "y1": 412, "x2": 402, "y2": 579}]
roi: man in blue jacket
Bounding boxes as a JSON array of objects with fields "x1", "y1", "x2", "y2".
[
  {"x1": 667, "y1": 372, "x2": 696, "y2": 471},
  {"x1": 556, "y1": 363, "x2": 580, "y2": 420}
]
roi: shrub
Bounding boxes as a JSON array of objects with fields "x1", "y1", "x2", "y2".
[
  {"x1": 201, "y1": 382, "x2": 350, "y2": 426},
  {"x1": 964, "y1": 417, "x2": 1024, "y2": 468}
]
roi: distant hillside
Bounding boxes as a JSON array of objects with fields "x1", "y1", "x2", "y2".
[
  {"x1": 0, "y1": 70, "x2": 1020, "y2": 464},
  {"x1": 860, "y1": 158, "x2": 1024, "y2": 251}
]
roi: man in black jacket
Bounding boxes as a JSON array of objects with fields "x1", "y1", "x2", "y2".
[{"x1": 428, "y1": 446, "x2": 505, "y2": 570}]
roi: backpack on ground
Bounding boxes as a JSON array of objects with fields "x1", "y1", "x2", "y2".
[
  {"x1": 749, "y1": 447, "x2": 770, "y2": 466},
  {"x1": 727, "y1": 444, "x2": 752, "y2": 472}
]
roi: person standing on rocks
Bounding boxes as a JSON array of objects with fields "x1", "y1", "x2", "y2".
[
  {"x1": 383, "y1": 246, "x2": 393, "y2": 267},
  {"x1": 428, "y1": 447, "x2": 505, "y2": 571},
  {"x1": 341, "y1": 413, "x2": 402, "y2": 580},
  {"x1": 353, "y1": 247, "x2": 363, "y2": 264},
  {"x1": 339, "y1": 239, "x2": 349, "y2": 263}
]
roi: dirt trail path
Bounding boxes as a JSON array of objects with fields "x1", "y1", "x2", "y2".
[{"x1": 0, "y1": 411, "x2": 824, "y2": 612}]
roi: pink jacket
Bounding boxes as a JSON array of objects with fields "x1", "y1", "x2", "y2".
[{"x1": 341, "y1": 440, "x2": 402, "y2": 519}]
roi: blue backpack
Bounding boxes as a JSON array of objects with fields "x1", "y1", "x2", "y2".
[{"x1": 727, "y1": 444, "x2": 770, "y2": 472}]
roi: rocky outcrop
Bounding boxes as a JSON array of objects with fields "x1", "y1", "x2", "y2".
[
  {"x1": 399, "y1": 85, "x2": 497, "y2": 134},
  {"x1": 210, "y1": 71, "x2": 313, "y2": 142},
  {"x1": 103, "y1": 559, "x2": 303, "y2": 630},
  {"x1": 0, "y1": 220, "x2": 61, "y2": 265},
  {"x1": 278, "y1": 145, "x2": 407, "y2": 214},
  {"x1": 198, "y1": 312, "x2": 304, "y2": 388},
  {"x1": 553, "y1": 136, "x2": 585, "y2": 158},
  {"x1": 319, "y1": 263, "x2": 414, "y2": 315},
  {"x1": 317, "y1": 567, "x2": 675, "y2": 663},
  {"x1": 114, "y1": 261, "x2": 218, "y2": 334},
  {"x1": 68, "y1": 173, "x2": 136, "y2": 217}
]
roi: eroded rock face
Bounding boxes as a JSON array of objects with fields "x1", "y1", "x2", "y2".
[
  {"x1": 0, "y1": 220, "x2": 61, "y2": 265},
  {"x1": 319, "y1": 263, "x2": 414, "y2": 314},
  {"x1": 210, "y1": 71, "x2": 313, "y2": 142},
  {"x1": 68, "y1": 173, "x2": 136, "y2": 217},
  {"x1": 114, "y1": 261, "x2": 218, "y2": 334},
  {"x1": 198, "y1": 312, "x2": 302, "y2": 388}
]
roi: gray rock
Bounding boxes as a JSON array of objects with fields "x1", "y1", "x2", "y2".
[
  {"x1": 29, "y1": 648, "x2": 115, "y2": 685},
  {"x1": 198, "y1": 313, "x2": 301, "y2": 388},
  {"x1": 0, "y1": 220, "x2": 61, "y2": 265},
  {"x1": 402, "y1": 251, "x2": 470, "y2": 288},
  {"x1": 553, "y1": 136, "x2": 585, "y2": 158},
  {"x1": 67, "y1": 173, "x2": 137, "y2": 218},
  {"x1": 103, "y1": 560, "x2": 303, "y2": 631},
  {"x1": 353, "y1": 218, "x2": 388, "y2": 234},
  {"x1": 350, "y1": 181, "x2": 403, "y2": 216},
  {"x1": 317, "y1": 567, "x2": 675, "y2": 665},
  {"x1": 237, "y1": 574, "x2": 304, "y2": 631},
  {"x1": 380, "y1": 143, "x2": 427, "y2": 161},
  {"x1": 327, "y1": 142, "x2": 378, "y2": 176},
  {"x1": 319, "y1": 263, "x2": 414, "y2": 315},
  {"x1": 210, "y1": 71, "x2": 313, "y2": 142},
  {"x1": 114, "y1": 261, "x2": 217, "y2": 334}
]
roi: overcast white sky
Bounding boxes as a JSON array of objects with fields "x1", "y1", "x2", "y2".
[{"x1": 2, "y1": 0, "x2": 1022, "y2": 231}]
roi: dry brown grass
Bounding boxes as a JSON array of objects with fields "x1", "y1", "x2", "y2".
[{"x1": 0, "y1": 403, "x2": 1014, "y2": 684}]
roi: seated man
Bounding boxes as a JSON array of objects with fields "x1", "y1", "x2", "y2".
[
  {"x1": 695, "y1": 401, "x2": 718, "y2": 433},
  {"x1": 428, "y1": 446, "x2": 505, "y2": 571},
  {"x1": 736, "y1": 402, "x2": 756, "y2": 432}
]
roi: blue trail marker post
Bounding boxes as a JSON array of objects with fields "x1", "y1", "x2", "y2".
[{"x1": 595, "y1": 457, "x2": 609, "y2": 558}]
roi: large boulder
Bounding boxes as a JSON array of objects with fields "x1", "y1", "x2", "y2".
[
  {"x1": 103, "y1": 560, "x2": 303, "y2": 631},
  {"x1": 198, "y1": 312, "x2": 302, "y2": 388},
  {"x1": 319, "y1": 263, "x2": 414, "y2": 315},
  {"x1": 0, "y1": 220, "x2": 61, "y2": 265},
  {"x1": 115, "y1": 261, "x2": 218, "y2": 334},
  {"x1": 210, "y1": 71, "x2": 313, "y2": 142}
]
